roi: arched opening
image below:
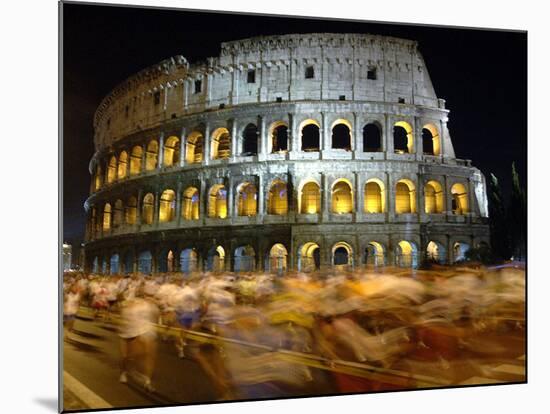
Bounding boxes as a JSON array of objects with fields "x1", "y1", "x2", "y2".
[
  {"x1": 451, "y1": 183, "x2": 469, "y2": 214},
  {"x1": 206, "y1": 246, "x2": 225, "y2": 272},
  {"x1": 299, "y1": 242, "x2": 321, "y2": 272},
  {"x1": 106, "y1": 156, "x2": 117, "y2": 184},
  {"x1": 125, "y1": 196, "x2": 137, "y2": 225},
  {"x1": 138, "y1": 250, "x2": 152, "y2": 274},
  {"x1": 300, "y1": 181, "x2": 321, "y2": 214},
  {"x1": 208, "y1": 185, "x2": 227, "y2": 218},
  {"x1": 123, "y1": 251, "x2": 134, "y2": 274},
  {"x1": 110, "y1": 254, "x2": 120, "y2": 274},
  {"x1": 113, "y1": 199, "x2": 123, "y2": 228},
  {"x1": 102, "y1": 203, "x2": 112, "y2": 231},
  {"x1": 364, "y1": 179, "x2": 385, "y2": 213},
  {"x1": 331, "y1": 121, "x2": 352, "y2": 150},
  {"x1": 396, "y1": 241, "x2": 418, "y2": 268},
  {"x1": 94, "y1": 165, "x2": 103, "y2": 190},
  {"x1": 424, "y1": 180, "x2": 444, "y2": 214},
  {"x1": 186, "y1": 132, "x2": 204, "y2": 164},
  {"x1": 363, "y1": 123, "x2": 382, "y2": 152},
  {"x1": 271, "y1": 123, "x2": 288, "y2": 152},
  {"x1": 332, "y1": 180, "x2": 353, "y2": 214},
  {"x1": 395, "y1": 180, "x2": 416, "y2": 214},
  {"x1": 211, "y1": 128, "x2": 231, "y2": 160},
  {"x1": 145, "y1": 140, "x2": 159, "y2": 171},
  {"x1": 158, "y1": 249, "x2": 175, "y2": 273},
  {"x1": 130, "y1": 146, "x2": 142, "y2": 175},
  {"x1": 237, "y1": 182, "x2": 257, "y2": 216},
  {"x1": 364, "y1": 242, "x2": 385, "y2": 267},
  {"x1": 268, "y1": 243, "x2": 288, "y2": 274},
  {"x1": 234, "y1": 245, "x2": 256, "y2": 272},
  {"x1": 242, "y1": 123, "x2": 258, "y2": 155},
  {"x1": 332, "y1": 242, "x2": 353, "y2": 266},
  {"x1": 427, "y1": 241, "x2": 446, "y2": 264},
  {"x1": 117, "y1": 151, "x2": 128, "y2": 179},
  {"x1": 453, "y1": 242, "x2": 470, "y2": 263},
  {"x1": 159, "y1": 189, "x2": 176, "y2": 222},
  {"x1": 163, "y1": 136, "x2": 180, "y2": 167},
  {"x1": 393, "y1": 121, "x2": 413, "y2": 154},
  {"x1": 182, "y1": 187, "x2": 199, "y2": 220},
  {"x1": 180, "y1": 248, "x2": 198, "y2": 274},
  {"x1": 142, "y1": 193, "x2": 154, "y2": 225},
  {"x1": 267, "y1": 180, "x2": 288, "y2": 215},
  {"x1": 422, "y1": 124, "x2": 440, "y2": 156},
  {"x1": 301, "y1": 120, "x2": 320, "y2": 152}
]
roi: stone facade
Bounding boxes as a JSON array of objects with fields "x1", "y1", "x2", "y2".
[{"x1": 83, "y1": 33, "x2": 490, "y2": 274}]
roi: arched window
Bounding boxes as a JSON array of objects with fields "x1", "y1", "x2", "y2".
[
  {"x1": 242, "y1": 123, "x2": 258, "y2": 155},
  {"x1": 113, "y1": 199, "x2": 123, "y2": 228},
  {"x1": 159, "y1": 189, "x2": 176, "y2": 222},
  {"x1": 130, "y1": 146, "x2": 142, "y2": 175},
  {"x1": 110, "y1": 254, "x2": 120, "y2": 274},
  {"x1": 332, "y1": 180, "x2": 353, "y2": 214},
  {"x1": 427, "y1": 241, "x2": 446, "y2": 264},
  {"x1": 396, "y1": 240, "x2": 418, "y2": 268},
  {"x1": 234, "y1": 245, "x2": 256, "y2": 272},
  {"x1": 125, "y1": 196, "x2": 137, "y2": 225},
  {"x1": 299, "y1": 242, "x2": 320, "y2": 272},
  {"x1": 364, "y1": 179, "x2": 385, "y2": 213},
  {"x1": 237, "y1": 183, "x2": 257, "y2": 216},
  {"x1": 331, "y1": 121, "x2": 351, "y2": 150},
  {"x1": 424, "y1": 180, "x2": 444, "y2": 214},
  {"x1": 106, "y1": 156, "x2": 117, "y2": 184},
  {"x1": 301, "y1": 122, "x2": 320, "y2": 152},
  {"x1": 102, "y1": 203, "x2": 112, "y2": 231},
  {"x1": 364, "y1": 242, "x2": 385, "y2": 267},
  {"x1": 395, "y1": 180, "x2": 416, "y2": 214},
  {"x1": 145, "y1": 140, "x2": 159, "y2": 171},
  {"x1": 300, "y1": 182, "x2": 321, "y2": 214},
  {"x1": 206, "y1": 245, "x2": 225, "y2": 272},
  {"x1": 138, "y1": 250, "x2": 152, "y2": 274},
  {"x1": 211, "y1": 128, "x2": 231, "y2": 160},
  {"x1": 208, "y1": 185, "x2": 227, "y2": 218},
  {"x1": 117, "y1": 151, "x2": 128, "y2": 179},
  {"x1": 94, "y1": 164, "x2": 103, "y2": 190},
  {"x1": 453, "y1": 242, "x2": 470, "y2": 262},
  {"x1": 363, "y1": 123, "x2": 382, "y2": 152},
  {"x1": 422, "y1": 124, "x2": 441, "y2": 156},
  {"x1": 186, "y1": 132, "x2": 204, "y2": 164},
  {"x1": 180, "y1": 248, "x2": 198, "y2": 273},
  {"x1": 267, "y1": 180, "x2": 288, "y2": 215},
  {"x1": 268, "y1": 243, "x2": 288, "y2": 273},
  {"x1": 142, "y1": 193, "x2": 154, "y2": 225},
  {"x1": 451, "y1": 183, "x2": 469, "y2": 214},
  {"x1": 333, "y1": 242, "x2": 353, "y2": 266},
  {"x1": 182, "y1": 187, "x2": 199, "y2": 220},
  {"x1": 163, "y1": 136, "x2": 180, "y2": 167},
  {"x1": 394, "y1": 121, "x2": 413, "y2": 154},
  {"x1": 271, "y1": 123, "x2": 288, "y2": 152}
]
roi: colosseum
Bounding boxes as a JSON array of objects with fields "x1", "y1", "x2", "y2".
[{"x1": 83, "y1": 33, "x2": 490, "y2": 275}]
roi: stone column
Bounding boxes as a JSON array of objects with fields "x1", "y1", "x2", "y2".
[
  {"x1": 289, "y1": 113, "x2": 298, "y2": 153},
  {"x1": 136, "y1": 188, "x2": 143, "y2": 226},
  {"x1": 258, "y1": 116, "x2": 267, "y2": 160},
  {"x1": 355, "y1": 172, "x2": 364, "y2": 218},
  {"x1": 354, "y1": 113, "x2": 362, "y2": 154},
  {"x1": 321, "y1": 174, "x2": 330, "y2": 222},
  {"x1": 418, "y1": 176, "x2": 426, "y2": 215},
  {"x1": 199, "y1": 179, "x2": 207, "y2": 221},
  {"x1": 231, "y1": 119, "x2": 238, "y2": 161},
  {"x1": 385, "y1": 115, "x2": 393, "y2": 155},
  {"x1": 414, "y1": 117, "x2": 422, "y2": 159},
  {"x1": 140, "y1": 144, "x2": 147, "y2": 173},
  {"x1": 227, "y1": 177, "x2": 235, "y2": 219},
  {"x1": 203, "y1": 123, "x2": 211, "y2": 164},
  {"x1": 322, "y1": 112, "x2": 330, "y2": 151},
  {"x1": 175, "y1": 181, "x2": 183, "y2": 226},
  {"x1": 153, "y1": 191, "x2": 160, "y2": 227},
  {"x1": 158, "y1": 132, "x2": 165, "y2": 168},
  {"x1": 257, "y1": 174, "x2": 265, "y2": 221},
  {"x1": 179, "y1": 126, "x2": 186, "y2": 167}
]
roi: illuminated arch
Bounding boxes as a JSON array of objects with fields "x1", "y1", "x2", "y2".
[
  {"x1": 267, "y1": 180, "x2": 288, "y2": 215},
  {"x1": 332, "y1": 179, "x2": 353, "y2": 214},
  {"x1": 427, "y1": 241, "x2": 446, "y2": 264},
  {"x1": 145, "y1": 140, "x2": 159, "y2": 171},
  {"x1": 424, "y1": 180, "x2": 444, "y2": 214},
  {"x1": 211, "y1": 128, "x2": 231, "y2": 160},
  {"x1": 137, "y1": 250, "x2": 152, "y2": 274},
  {"x1": 234, "y1": 245, "x2": 256, "y2": 272},
  {"x1": 268, "y1": 243, "x2": 288, "y2": 273},
  {"x1": 159, "y1": 189, "x2": 176, "y2": 222},
  {"x1": 208, "y1": 184, "x2": 227, "y2": 218},
  {"x1": 422, "y1": 124, "x2": 441, "y2": 156},
  {"x1": 180, "y1": 248, "x2": 198, "y2": 273},
  {"x1": 182, "y1": 186, "x2": 200, "y2": 220},
  {"x1": 395, "y1": 179, "x2": 417, "y2": 214},
  {"x1": 142, "y1": 193, "x2": 154, "y2": 225},
  {"x1": 298, "y1": 242, "x2": 321, "y2": 272},
  {"x1": 451, "y1": 183, "x2": 469, "y2": 214},
  {"x1": 364, "y1": 178, "x2": 386, "y2": 213},
  {"x1": 396, "y1": 240, "x2": 418, "y2": 268},
  {"x1": 113, "y1": 199, "x2": 124, "y2": 228},
  {"x1": 332, "y1": 241, "x2": 353, "y2": 266},
  {"x1": 106, "y1": 156, "x2": 117, "y2": 184},
  {"x1": 163, "y1": 136, "x2": 180, "y2": 167},
  {"x1": 364, "y1": 242, "x2": 385, "y2": 267},
  {"x1": 300, "y1": 119, "x2": 320, "y2": 152},
  {"x1": 300, "y1": 181, "x2": 321, "y2": 214},
  {"x1": 102, "y1": 203, "x2": 112, "y2": 231},
  {"x1": 269, "y1": 121, "x2": 288, "y2": 153},
  {"x1": 186, "y1": 131, "x2": 204, "y2": 164},
  {"x1": 130, "y1": 146, "x2": 143, "y2": 175},
  {"x1": 237, "y1": 182, "x2": 258, "y2": 216},
  {"x1": 125, "y1": 196, "x2": 137, "y2": 225},
  {"x1": 206, "y1": 245, "x2": 226, "y2": 272},
  {"x1": 394, "y1": 121, "x2": 414, "y2": 154},
  {"x1": 331, "y1": 119, "x2": 352, "y2": 150},
  {"x1": 453, "y1": 241, "x2": 470, "y2": 262},
  {"x1": 117, "y1": 151, "x2": 128, "y2": 179}
]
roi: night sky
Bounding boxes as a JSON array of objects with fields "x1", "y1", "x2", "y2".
[{"x1": 62, "y1": 2, "x2": 527, "y2": 246}]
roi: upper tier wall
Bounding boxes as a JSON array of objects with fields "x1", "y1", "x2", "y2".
[{"x1": 93, "y1": 33, "x2": 441, "y2": 150}]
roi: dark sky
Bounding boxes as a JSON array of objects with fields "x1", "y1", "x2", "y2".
[{"x1": 62, "y1": 2, "x2": 527, "y2": 246}]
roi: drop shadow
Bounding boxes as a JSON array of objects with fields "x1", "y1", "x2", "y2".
[{"x1": 33, "y1": 397, "x2": 58, "y2": 412}]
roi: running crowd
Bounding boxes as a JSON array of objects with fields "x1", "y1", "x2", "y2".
[{"x1": 63, "y1": 264, "x2": 525, "y2": 399}]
